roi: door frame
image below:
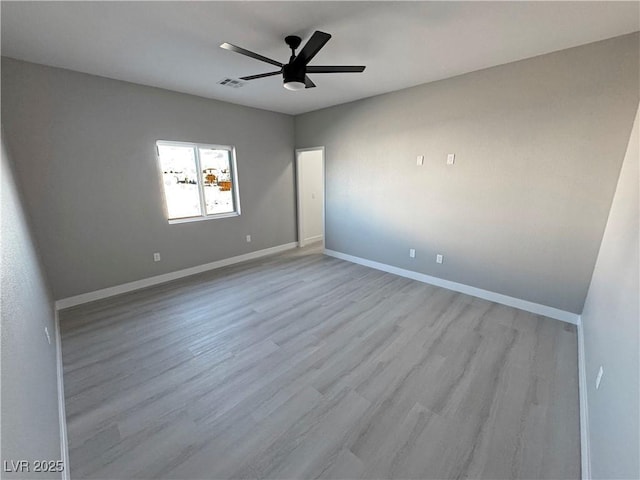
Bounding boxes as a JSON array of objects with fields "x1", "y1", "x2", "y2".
[{"x1": 295, "y1": 146, "x2": 325, "y2": 248}]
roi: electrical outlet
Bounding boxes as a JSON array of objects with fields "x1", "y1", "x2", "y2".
[
  {"x1": 409, "y1": 248, "x2": 416, "y2": 258},
  {"x1": 246, "y1": 235, "x2": 252, "y2": 243},
  {"x1": 44, "y1": 327, "x2": 51, "y2": 345},
  {"x1": 436, "y1": 254, "x2": 444, "y2": 264},
  {"x1": 447, "y1": 153, "x2": 455, "y2": 165},
  {"x1": 596, "y1": 366, "x2": 604, "y2": 389},
  {"x1": 416, "y1": 155, "x2": 424, "y2": 166},
  {"x1": 153, "y1": 252, "x2": 161, "y2": 262}
]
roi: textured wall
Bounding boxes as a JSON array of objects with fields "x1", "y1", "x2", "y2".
[
  {"x1": 582, "y1": 105, "x2": 639, "y2": 479},
  {"x1": 1, "y1": 58, "x2": 296, "y2": 300},
  {"x1": 1, "y1": 133, "x2": 63, "y2": 478},
  {"x1": 296, "y1": 33, "x2": 639, "y2": 313}
]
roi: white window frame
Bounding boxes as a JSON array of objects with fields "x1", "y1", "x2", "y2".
[{"x1": 155, "y1": 140, "x2": 241, "y2": 224}]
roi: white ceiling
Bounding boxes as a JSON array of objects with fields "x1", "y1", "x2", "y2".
[{"x1": 2, "y1": 1, "x2": 638, "y2": 115}]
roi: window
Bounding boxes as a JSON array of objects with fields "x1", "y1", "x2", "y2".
[{"x1": 155, "y1": 141, "x2": 240, "y2": 223}]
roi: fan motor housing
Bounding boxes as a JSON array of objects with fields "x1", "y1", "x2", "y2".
[{"x1": 283, "y1": 63, "x2": 305, "y2": 84}]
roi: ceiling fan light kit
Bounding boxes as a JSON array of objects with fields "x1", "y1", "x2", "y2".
[
  {"x1": 283, "y1": 81, "x2": 306, "y2": 91},
  {"x1": 220, "y1": 31, "x2": 366, "y2": 91}
]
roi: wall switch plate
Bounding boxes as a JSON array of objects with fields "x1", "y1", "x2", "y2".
[
  {"x1": 436, "y1": 254, "x2": 444, "y2": 264},
  {"x1": 596, "y1": 366, "x2": 604, "y2": 389},
  {"x1": 153, "y1": 252, "x2": 161, "y2": 262},
  {"x1": 417, "y1": 155, "x2": 424, "y2": 166},
  {"x1": 409, "y1": 248, "x2": 416, "y2": 258},
  {"x1": 44, "y1": 327, "x2": 51, "y2": 345},
  {"x1": 246, "y1": 235, "x2": 252, "y2": 243},
  {"x1": 447, "y1": 153, "x2": 455, "y2": 165}
]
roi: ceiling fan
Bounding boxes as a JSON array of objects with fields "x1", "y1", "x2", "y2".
[{"x1": 220, "y1": 31, "x2": 366, "y2": 91}]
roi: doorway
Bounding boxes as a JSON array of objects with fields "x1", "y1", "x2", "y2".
[{"x1": 296, "y1": 147, "x2": 325, "y2": 248}]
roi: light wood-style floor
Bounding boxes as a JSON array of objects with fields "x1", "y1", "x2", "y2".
[{"x1": 60, "y1": 245, "x2": 580, "y2": 479}]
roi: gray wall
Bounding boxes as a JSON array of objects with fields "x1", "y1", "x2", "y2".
[
  {"x1": 581, "y1": 105, "x2": 639, "y2": 479},
  {"x1": 1, "y1": 58, "x2": 296, "y2": 300},
  {"x1": 1, "y1": 133, "x2": 63, "y2": 478},
  {"x1": 295, "y1": 33, "x2": 639, "y2": 314}
]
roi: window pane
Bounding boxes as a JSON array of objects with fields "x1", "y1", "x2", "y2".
[
  {"x1": 199, "y1": 148, "x2": 235, "y2": 215},
  {"x1": 157, "y1": 144, "x2": 202, "y2": 219}
]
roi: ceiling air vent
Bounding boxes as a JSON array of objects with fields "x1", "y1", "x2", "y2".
[{"x1": 217, "y1": 78, "x2": 245, "y2": 88}]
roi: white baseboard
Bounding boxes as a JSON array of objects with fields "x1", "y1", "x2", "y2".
[
  {"x1": 324, "y1": 249, "x2": 580, "y2": 325},
  {"x1": 299, "y1": 234, "x2": 324, "y2": 247},
  {"x1": 55, "y1": 242, "x2": 298, "y2": 310},
  {"x1": 577, "y1": 318, "x2": 591, "y2": 480},
  {"x1": 305, "y1": 234, "x2": 324, "y2": 243},
  {"x1": 54, "y1": 310, "x2": 70, "y2": 480}
]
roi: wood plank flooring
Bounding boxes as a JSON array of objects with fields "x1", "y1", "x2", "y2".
[{"x1": 59, "y1": 245, "x2": 580, "y2": 479}]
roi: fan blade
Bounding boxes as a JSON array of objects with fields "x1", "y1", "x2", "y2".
[
  {"x1": 306, "y1": 66, "x2": 366, "y2": 73},
  {"x1": 293, "y1": 31, "x2": 331, "y2": 67},
  {"x1": 220, "y1": 43, "x2": 283, "y2": 67},
  {"x1": 240, "y1": 71, "x2": 282, "y2": 81},
  {"x1": 304, "y1": 76, "x2": 316, "y2": 89}
]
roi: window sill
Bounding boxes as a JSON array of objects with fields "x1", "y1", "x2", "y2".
[{"x1": 168, "y1": 212, "x2": 240, "y2": 224}]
